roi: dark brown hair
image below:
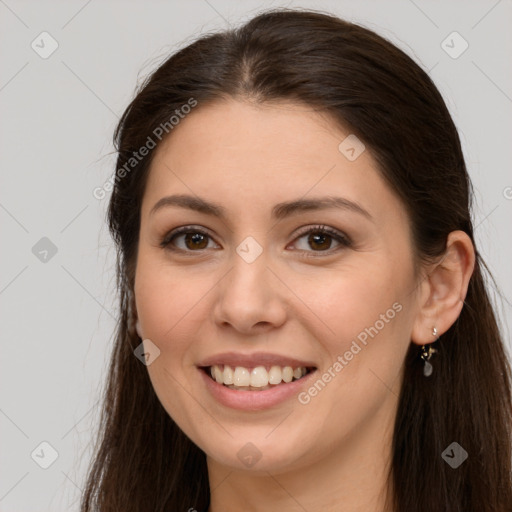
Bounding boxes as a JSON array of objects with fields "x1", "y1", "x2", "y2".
[{"x1": 81, "y1": 8, "x2": 512, "y2": 511}]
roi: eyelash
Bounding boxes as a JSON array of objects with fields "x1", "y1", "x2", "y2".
[{"x1": 160, "y1": 224, "x2": 352, "y2": 258}]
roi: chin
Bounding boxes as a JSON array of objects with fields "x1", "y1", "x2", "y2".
[{"x1": 202, "y1": 429, "x2": 313, "y2": 474}]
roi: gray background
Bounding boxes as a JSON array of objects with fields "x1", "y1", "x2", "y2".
[{"x1": 1, "y1": 0, "x2": 511, "y2": 510}]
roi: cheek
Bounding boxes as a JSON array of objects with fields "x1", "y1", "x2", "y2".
[
  {"x1": 134, "y1": 250, "x2": 220, "y2": 372},
  {"x1": 293, "y1": 259, "x2": 415, "y2": 420},
  {"x1": 293, "y1": 268, "x2": 412, "y2": 434},
  {"x1": 294, "y1": 260, "x2": 408, "y2": 350},
  {"x1": 134, "y1": 254, "x2": 194, "y2": 349},
  {"x1": 133, "y1": 255, "x2": 209, "y2": 425}
]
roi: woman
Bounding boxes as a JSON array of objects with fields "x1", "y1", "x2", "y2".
[{"x1": 81, "y1": 8, "x2": 512, "y2": 512}]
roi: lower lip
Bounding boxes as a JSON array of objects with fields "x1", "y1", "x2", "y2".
[{"x1": 199, "y1": 368, "x2": 317, "y2": 411}]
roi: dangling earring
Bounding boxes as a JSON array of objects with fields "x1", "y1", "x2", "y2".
[{"x1": 420, "y1": 327, "x2": 439, "y2": 377}]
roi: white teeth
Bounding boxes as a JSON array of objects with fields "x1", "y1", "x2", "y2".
[
  {"x1": 214, "y1": 366, "x2": 224, "y2": 384},
  {"x1": 250, "y1": 366, "x2": 268, "y2": 387},
  {"x1": 282, "y1": 366, "x2": 293, "y2": 383},
  {"x1": 233, "y1": 367, "x2": 250, "y2": 387},
  {"x1": 268, "y1": 366, "x2": 282, "y2": 385},
  {"x1": 223, "y1": 365, "x2": 234, "y2": 385},
  {"x1": 208, "y1": 364, "x2": 310, "y2": 389}
]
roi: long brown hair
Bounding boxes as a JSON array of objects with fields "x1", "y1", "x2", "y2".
[{"x1": 81, "y1": 8, "x2": 512, "y2": 511}]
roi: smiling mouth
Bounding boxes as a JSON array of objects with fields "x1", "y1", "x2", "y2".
[{"x1": 200, "y1": 364, "x2": 316, "y2": 391}]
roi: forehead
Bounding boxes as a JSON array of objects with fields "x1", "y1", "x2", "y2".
[
  {"x1": 142, "y1": 99, "x2": 404, "y2": 227},
  {"x1": 156, "y1": 99, "x2": 347, "y2": 169}
]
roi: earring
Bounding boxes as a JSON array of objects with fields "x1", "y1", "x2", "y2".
[{"x1": 420, "y1": 327, "x2": 439, "y2": 377}]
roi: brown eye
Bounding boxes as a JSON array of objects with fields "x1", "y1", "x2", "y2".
[
  {"x1": 160, "y1": 224, "x2": 351, "y2": 257},
  {"x1": 182, "y1": 232, "x2": 209, "y2": 250},
  {"x1": 291, "y1": 225, "x2": 352, "y2": 255},
  {"x1": 160, "y1": 227, "x2": 218, "y2": 252},
  {"x1": 307, "y1": 232, "x2": 333, "y2": 251}
]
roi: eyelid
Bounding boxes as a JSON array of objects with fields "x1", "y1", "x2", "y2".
[
  {"x1": 160, "y1": 224, "x2": 352, "y2": 254},
  {"x1": 291, "y1": 224, "x2": 351, "y2": 245},
  {"x1": 160, "y1": 225, "x2": 217, "y2": 250}
]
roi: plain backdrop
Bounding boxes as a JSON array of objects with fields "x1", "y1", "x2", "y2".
[{"x1": 1, "y1": 1, "x2": 511, "y2": 510}]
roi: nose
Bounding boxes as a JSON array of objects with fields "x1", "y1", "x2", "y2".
[{"x1": 213, "y1": 249, "x2": 288, "y2": 335}]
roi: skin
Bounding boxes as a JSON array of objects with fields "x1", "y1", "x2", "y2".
[{"x1": 134, "y1": 99, "x2": 475, "y2": 512}]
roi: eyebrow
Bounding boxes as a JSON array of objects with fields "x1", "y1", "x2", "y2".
[{"x1": 150, "y1": 194, "x2": 374, "y2": 222}]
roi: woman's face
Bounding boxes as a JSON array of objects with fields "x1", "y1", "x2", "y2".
[{"x1": 134, "y1": 99, "x2": 422, "y2": 474}]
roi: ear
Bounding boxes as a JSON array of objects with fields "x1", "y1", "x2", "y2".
[
  {"x1": 411, "y1": 230, "x2": 475, "y2": 346},
  {"x1": 135, "y1": 318, "x2": 142, "y2": 338}
]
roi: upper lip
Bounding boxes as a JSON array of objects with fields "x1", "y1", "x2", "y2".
[{"x1": 197, "y1": 352, "x2": 317, "y2": 369}]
